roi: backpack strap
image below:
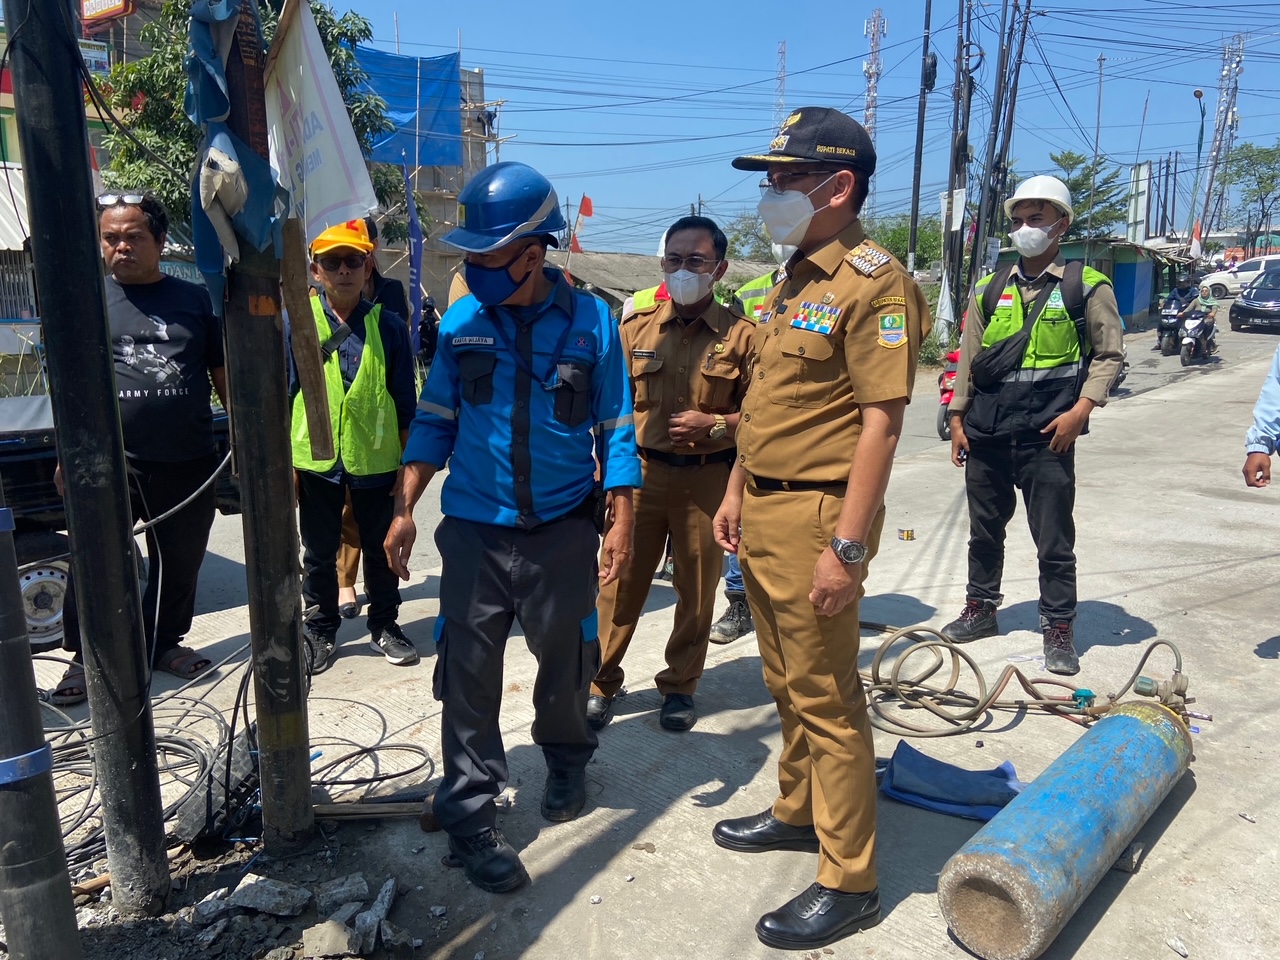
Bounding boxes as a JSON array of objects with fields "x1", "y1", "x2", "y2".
[
  {"x1": 980, "y1": 262, "x2": 1017, "y2": 322},
  {"x1": 1061, "y1": 260, "x2": 1088, "y2": 357}
]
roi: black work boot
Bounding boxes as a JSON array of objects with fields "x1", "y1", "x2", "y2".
[
  {"x1": 1043, "y1": 620, "x2": 1081, "y2": 676},
  {"x1": 586, "y1": 694, "x2": 615, "y2": 731},
  {"x1": 541, "y1": 769, "x2": 587, "y2": 823},
  {"x1": 940, "y1": 599, "x2": 999, "y2": 644},
  {"x1": 709, "y1": 594, "x2": 753, "y2": 645},
  {"x1": 445, "y1": 828, "x2": 528, "y2": 893}
]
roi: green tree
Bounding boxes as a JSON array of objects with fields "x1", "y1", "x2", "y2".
[
  {"x1": 723, "y1": 211, "x2": 772, "y2": 261},
  {"x1": 1222, "y1": 140, "x2": 1280, "y2": 256},
  {"x1": 863, "y1": 213, "x2": 943, "y2": 268},
  {"x1": 100, "y1": 0, "x2": 397, "y2": 230},
  {"x1": 1048, "y1": 150, "x2": 1128, "y2": 239}
]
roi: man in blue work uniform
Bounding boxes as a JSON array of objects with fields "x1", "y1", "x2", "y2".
[
  {"x1": 1244, "y1": 344, "x2": 1280, "y2": 488},
  {"x1": 383, "y1": 162, "x2": 641, "y2": 894}
]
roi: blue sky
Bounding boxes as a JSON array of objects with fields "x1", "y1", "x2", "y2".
[{"x1": 356, "y1": 0, "x2": 1280, "y2": 253}]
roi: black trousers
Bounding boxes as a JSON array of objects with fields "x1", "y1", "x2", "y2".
[
  {"x1": 965, "y1": 439, "x2": 1077, "y2": 623},
  {"x1": 431, "y1": 513, "x2": 601, "y2": 838},
  {"x1": 297, "y1": 470, "x2": 400, "y2": 636},
  {"x1": 64, "y1": 452, "x2": 219, "y2": 660}
]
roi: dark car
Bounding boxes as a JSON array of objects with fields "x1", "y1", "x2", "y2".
[{"x1": 1230, "y1": 268, "x2": 1280, "y2": 331}]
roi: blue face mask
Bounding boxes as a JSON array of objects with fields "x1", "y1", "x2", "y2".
[{"x1": 464, "y1": 246, "x2": 536, "y2": 306}]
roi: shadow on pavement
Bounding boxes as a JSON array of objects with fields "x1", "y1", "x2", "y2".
[
  {"x1": 998, "y1": 599, "x2": 1157, "y2": 653},
  {"x1": 1256, "y1": 635, "x2": 1280, "y2": 659}
]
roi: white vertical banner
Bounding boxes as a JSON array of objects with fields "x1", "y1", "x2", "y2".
[
  {"x1": 941, "y1": 188, "x2": 967, "y2": 232},
  {"x1": 264, "y1": 0, "x2": 377, "y2": 247},
  {"x1": 1126, "y1": 161, "x2": 1152, "y2": 243}
]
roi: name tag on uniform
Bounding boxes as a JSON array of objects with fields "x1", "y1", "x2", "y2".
[
  {"x1": 452, "y1": 336, "x2": 495, "y2": 347},
  {"x1": 790, "y1": 302, "x2": 840, "y2": 335},
  {"x1": 631, "y1": 349, "x2": 657, "y2": 359},
  {"x1": 759, "y1": 312, "x2": 772, "y2": 324}
]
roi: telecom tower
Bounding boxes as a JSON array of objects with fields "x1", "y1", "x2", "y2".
[
  {"x1": 775, "y1": 41, "x2": 787, "y2": 129},
  {"x1": 863, "y1": 10, "x2": 886, "y2": 214},
  {"x1": 1200, "y1": 36, "x2": 1245, "y2": 237}
]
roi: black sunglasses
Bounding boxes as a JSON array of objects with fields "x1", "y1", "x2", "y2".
[
  {"x1": 316, "y1": 253, "x2": 368, "y2": 271},
  {"x1": 97, "y1": 193, "x2": 146, "y2": 208}
]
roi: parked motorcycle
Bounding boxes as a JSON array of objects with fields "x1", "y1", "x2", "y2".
[
  {"x1": 937, "y1": 348, "x2": 960, "y2": 440},
  {"x1": 1179, "y1": 310, "x2": 1218, "y2": 366},
  {"x1": 1157, "y1": 304, "x2": 1183, "y2": 356}
]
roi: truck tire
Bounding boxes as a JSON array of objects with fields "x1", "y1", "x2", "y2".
[{"x1": 15, "y1": 530, "x2": 70, "y2": 652}]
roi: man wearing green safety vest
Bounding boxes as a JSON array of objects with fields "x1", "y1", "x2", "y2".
[
  {"x1": 289, "y1": 219, "x2": 421, "y2": 673},
  {"x1": 943, "y1": 176, "x2": 1124, "y2": 676}
]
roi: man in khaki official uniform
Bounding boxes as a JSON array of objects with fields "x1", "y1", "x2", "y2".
[
  {"x1": 589, "y1": 215, "x2": 755, "y2": 733},
  {"x1": 712, "y1": 107, "x2": 930, "y2": 951}
]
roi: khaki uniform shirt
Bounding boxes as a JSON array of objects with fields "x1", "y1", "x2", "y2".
[
  {"x1": 950, "y1": 255, "x2": 1126, "y2": 414},
  {"x1": 447, "y1": 271, "x2": 470, "y2": 307},
  {"x1": 737, "y1": 222, "x2": 932, "y2": 482},
  {"x1": 622, "y1": 297, "x2": 755, "y2": 455}
]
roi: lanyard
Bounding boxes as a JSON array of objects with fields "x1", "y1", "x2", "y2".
[{"x1": 489, "y1": 293, "x2": 578, "y2": 389}]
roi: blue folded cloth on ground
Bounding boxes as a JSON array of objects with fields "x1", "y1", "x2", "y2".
[{"x1": 879, "y1": 739, "x2": 1026, "y2": 822}]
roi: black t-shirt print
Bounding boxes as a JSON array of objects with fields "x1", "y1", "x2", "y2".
[{"x1": 108, "y1": 275, "x2": 225, "y2": 462}]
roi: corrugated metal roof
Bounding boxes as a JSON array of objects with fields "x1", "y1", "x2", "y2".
[{"x1": 0, "y1": 164, "x2": 29, "y2": 253}]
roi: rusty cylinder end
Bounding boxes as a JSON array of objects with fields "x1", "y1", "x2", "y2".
[{"x1": 939, "y1": 866, "x2": 1041, "y2": 960}]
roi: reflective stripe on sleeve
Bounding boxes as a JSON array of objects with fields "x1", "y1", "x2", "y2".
[
  {"x1": 417, "y1": 400, "x2": 458, "y2": 420},
  {"x1": 594, "y1": 414, "x2": 634, "y2": 433}
]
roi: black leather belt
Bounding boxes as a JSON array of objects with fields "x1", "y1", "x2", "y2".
[
  {"x1": 640, "y1": 447, "x2": 737, "y2": 467},
  {"x1": 749, "y1": 475, "x2": 845, "y2": 492}
]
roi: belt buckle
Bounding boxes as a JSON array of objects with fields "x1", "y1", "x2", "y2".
[{"x1": 780, "y1": 480, "x2": 792, "y2": 491}]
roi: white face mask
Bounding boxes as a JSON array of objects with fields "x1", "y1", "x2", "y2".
[
  {"x1": 757, "y1": 174, "x2": 837, "y2": 246},
  {"x1": 1009, "y1": 218, "x2": 1063, "y2": 258},
  {"x1": 664, "y1": 269, "x2": 715, "y2": 306},
  {"x1": 771, "y1": 242, "x2": 798, "y2": 266}
]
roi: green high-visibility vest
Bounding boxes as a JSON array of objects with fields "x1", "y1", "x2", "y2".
[
  {"x1": 975, "y1": 265, "x2": 1108, "y2": 369},
  {"x1": 291, "y1": 299, "x2": 401, "y2": 476},
  {"x1": 733, "y1": 269, "x2": 780, "y2": 320}
]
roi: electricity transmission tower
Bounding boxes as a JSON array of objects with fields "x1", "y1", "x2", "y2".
[
  {"x1": 863, "y1": 9, "x2": 886, "y2": 215},
  {"x1": 775, "y1": 41, "x2": 787, "y2": 129}
]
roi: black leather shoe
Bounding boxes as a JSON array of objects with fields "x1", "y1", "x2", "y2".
[
  {"x1": 712, "y1": 810, "x2": 820, "y2": 853},
  {"x1": 756, "y1": 883, "x2": 882, "y2": 950},
  {"x1": 586, "y1": 694, "x2": 615, "y2": 731},
  {"x1": 541, "y1": 769, "x2": 586, "y2": 823},
  {"x1": 940, "y1": 598, "x2": 999, "y2": 643},
  {"x1": 445, "y1": 829, "x2": 528, "y2": 893},
  {"x1": 1043, "y1": 620, "x2": 1081, "y2": 676},
  {"x1": 660, "y1": 693, "x2": 696, "y2": 731}
]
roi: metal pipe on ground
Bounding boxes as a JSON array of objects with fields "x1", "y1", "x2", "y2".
[
  {"x1": 1, "y1": 0, "x2": 169, "y2": 916},
  {"x1": 937, "y1": 702, "x2": 1193, "y2": 960},
  {"x1": 0, "y1": 492, "x2": 85, "y2": 960}
]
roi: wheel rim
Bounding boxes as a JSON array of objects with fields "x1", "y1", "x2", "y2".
[
  {"x1": 19, "y1": 561, "x2": 69, "y2": 643},
  {"x1": 1212, "y1": 284, "x2": 1228, "y2": 299}
]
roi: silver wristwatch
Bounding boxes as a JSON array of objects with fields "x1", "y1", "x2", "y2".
[{"x1": 830, "y1": 536, "x2": 868, "y2": 565}]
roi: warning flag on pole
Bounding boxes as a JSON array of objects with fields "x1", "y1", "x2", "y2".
[
  {"x1": 570, "y1": 234, "x2": 584, "y2": 254},
  {"x1": 579, "y1": 194, "x2": 593, "y2": 218}
]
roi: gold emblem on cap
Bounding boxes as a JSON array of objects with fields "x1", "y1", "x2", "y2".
[
  {"x1": 714, "y1": 342, "x2": 726, "y2": 354},
  {"x1": 781, "y1": 111, "x2": 802, "y2": 130},
  {"x1": 770, "y1": 134, "x2": 790, "y2": 152},
  {"x1": 821, "y1": 292, "x2": 835, "y2": 305}
]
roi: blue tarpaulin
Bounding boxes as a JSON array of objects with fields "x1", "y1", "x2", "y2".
[
  {"x1": 879, "y1": 740, "x2": 1027, "y2": 822},
  {"x1": 354, "y1": 47, "x2": 463, "y2": 167}
]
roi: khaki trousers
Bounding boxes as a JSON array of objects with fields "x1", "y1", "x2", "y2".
[
  {"x1": 740, "y1": 483, "x2": 885, "y2": 893},
  {"x1": 593, "y1": 460, "x2": 730, "y2": 699}
]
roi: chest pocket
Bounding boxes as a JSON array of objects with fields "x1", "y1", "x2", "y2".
[
  {"x1": 696, "y1": 358, "x2": 740, "y2": 412},
  {"x1": 630, "y1": 357, "x2": 664, "y2": 412},
  {"x1": 554, "y1": 361, "x2": 593, "y2": 427},
  {"x1": 770, "y1": 329, "x2": 837, "y2": 408},
  {"x1": 458, "y1": 350, "x2": 497, "y2": 406}
]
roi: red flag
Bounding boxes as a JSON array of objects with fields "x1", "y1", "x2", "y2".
[
  {"x1": 579, "y1": 195, "x2": 594, "y2": 218},
  {"x1": 570, "y1": 235, "x2": 584, "y2": 254}
]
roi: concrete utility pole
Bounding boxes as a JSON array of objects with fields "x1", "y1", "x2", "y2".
[
  {"x1": 863, "y1": 9, "x2": 886, "y2": 217},
  {"x1": 222, "y1": 6, "x2": 314, "y2": 850},
  {"x1": 944, "y1": 0, "x2": 976, "y2": 319},
  {"x1": 0, "y1": 487, "x2": 85, "y2": 957},
  {"x1": 906, "y1": 0, "x2": 934, "y2": 276},
  {"x1": 1085, "y1": 52, "x2": 1105, "y2": 257},
  {"x1": 2, "y1": 0, "x2": 170, "y2": 918},
  {"x1": 968, "y1": 0, "x2": 1014, "y2": 293}
]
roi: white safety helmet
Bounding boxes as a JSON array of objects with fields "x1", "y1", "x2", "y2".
[{"x1": 1003, "y1": 175, "x2": 1074, "y2": 224}]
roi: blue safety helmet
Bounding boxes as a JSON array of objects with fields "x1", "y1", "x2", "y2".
[{"x1": 443, "y1": 162, "x2": 566, "y2": 254}]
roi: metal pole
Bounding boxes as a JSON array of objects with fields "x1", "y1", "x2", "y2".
[
  {"x1": 969, "y1": 0, "x2": 1013, "y2": 295},
  {"x1": 2, "y1": 0, "x2": 169, "y2": 917},
  {"x1": 989, "y1": 1, "x2": 1031, "y2": 239},
  {"x1": 0, "y1": 488, "x2": 85, "y2": 958},
  {"x1": 1085, "y1": 52, "x2": 1105, "y2": 250},
  {"x1": 907, "y1": 0, "x2": 933, "y2": 275},
  {"x1": 222, "y1": 7, "x2": 314, "y2": 849},
  {"x1": 1172, "y1": 150, "x2": 1180, "y2": 238},
  {"x1": 950, "y1": 0, "x2": 975, "y2": 318},
  {"x1": 942, "y1": 0, "x2": 964, "y2": 290}
]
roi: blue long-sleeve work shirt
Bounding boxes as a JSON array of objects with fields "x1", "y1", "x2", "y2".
[
  {"x1": 403, "y1": 270, "x2": 642, "y2": 529},
  {"x1": 1246, "y1": 344, "x2": 1280, "y2": 455}
]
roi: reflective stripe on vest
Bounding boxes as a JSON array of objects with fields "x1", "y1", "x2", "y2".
[
  {"x1": 735, "y1": 270, "x2": 779, "y2": 320},
  {"x1": 632, "y1": 286, "x2": 660, "y2": 312},
  {"x1": 291, "y1": 301, "x2": 402, "y2": 476}
]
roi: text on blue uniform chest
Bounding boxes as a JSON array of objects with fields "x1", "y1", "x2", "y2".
[{"x1": 485, "y1": 301, "x2": 584, "y2": 388}]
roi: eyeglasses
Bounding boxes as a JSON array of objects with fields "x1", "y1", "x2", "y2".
[
  {"x1": 316, "y1": 253, "x2": 368, "y2": 271},
  {"x1": 661, "y1": 255, "x2": 721, "y2": 273},
  {"x1": 97, "y1": 193, "x2": 146, "y2": 208},
  {"x1": 758, "y1": 170, "x2": 838, "y2": 196}
]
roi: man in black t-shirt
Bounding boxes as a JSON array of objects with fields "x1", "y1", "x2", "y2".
[{"x1": 55, "y1": 194, "x2": 226, "y2": 704}]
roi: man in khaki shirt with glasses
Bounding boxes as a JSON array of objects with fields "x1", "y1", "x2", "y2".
[
  {"x1": 589, "y1": 215, "x2": 754, "y2": 734},
  {"x1": 712, "y1": 108, "x2": 930, "y2": 951}
]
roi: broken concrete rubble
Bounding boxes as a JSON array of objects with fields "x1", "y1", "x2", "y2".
[
  {"x1": 301, "y1": 919, "x2": 362, "y2": 959},
  {"x1": 380, "y1": 920, "x2": 415, "y2": 959},
  {"x1": 229, "y1": 874, "x2": 314, "y2": 917},
  {"x1": 328, "y1": 901, "x2": 363, "y2": 926},
  {"x1": 314, "y1": 873, "x2": 369, "y2": 915},
  {"x1": 353, "y1": 877, "x2": 397, "y2": 953}
]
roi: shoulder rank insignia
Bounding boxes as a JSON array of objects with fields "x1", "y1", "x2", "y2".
[{"x1": 845, "y1": 243, "x2": 892, "y2": 277}]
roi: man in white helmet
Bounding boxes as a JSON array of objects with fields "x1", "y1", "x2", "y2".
[{"x1": 942, "y1": 175, "x2": 1124, "y2": 676}]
